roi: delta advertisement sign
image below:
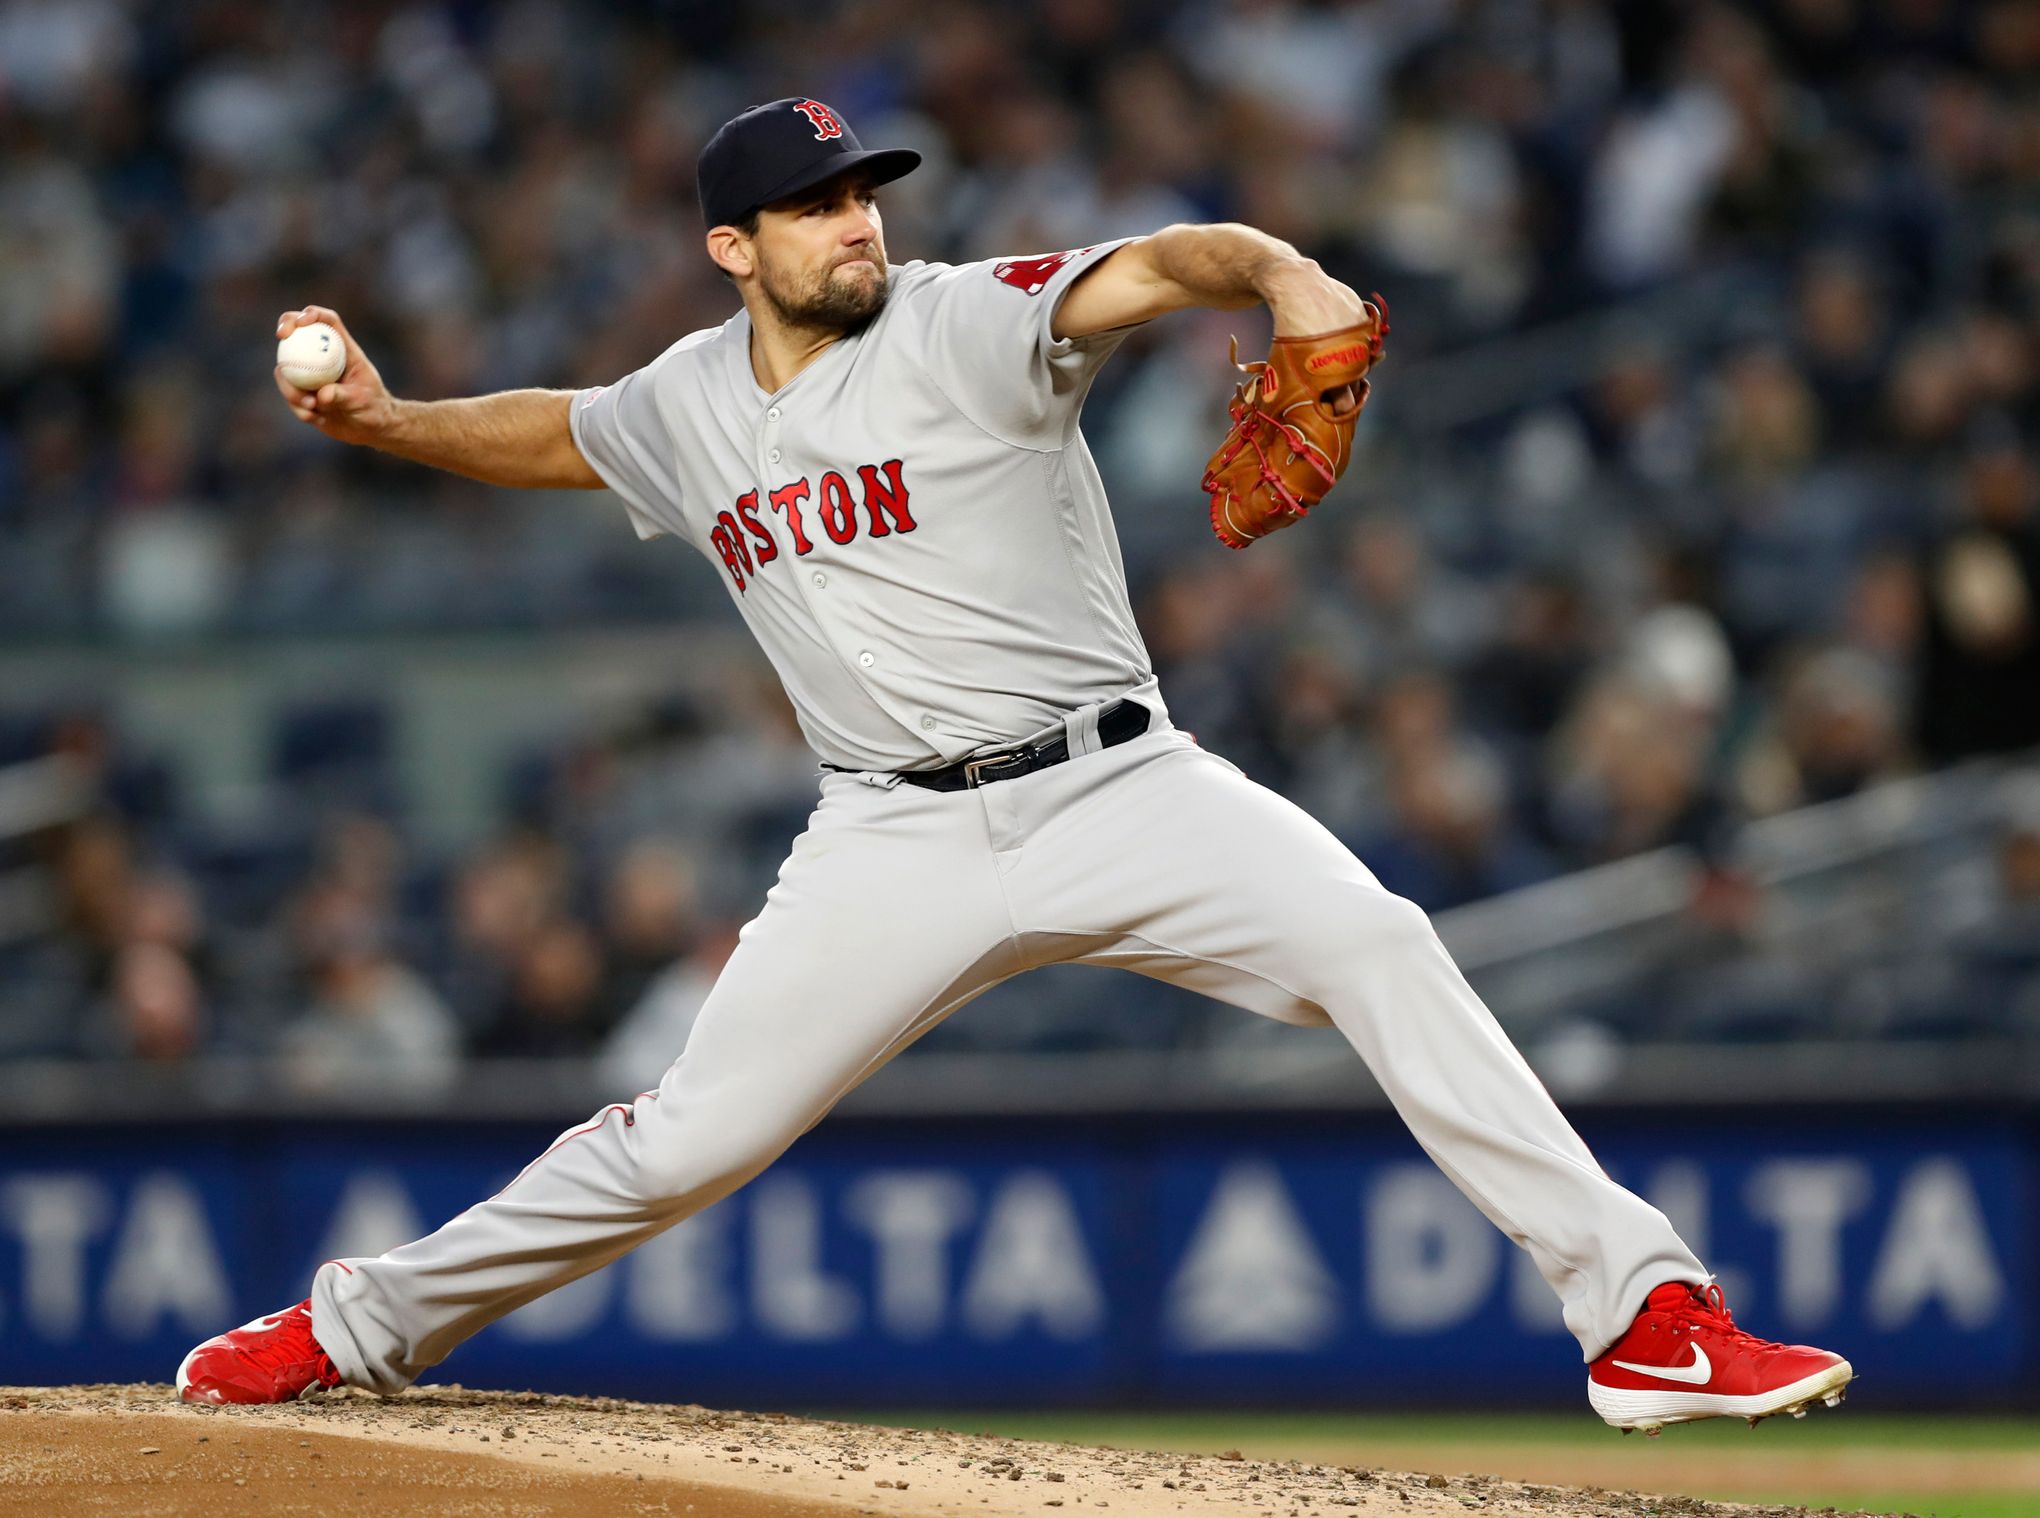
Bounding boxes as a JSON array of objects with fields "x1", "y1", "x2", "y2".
[{"x1": 0, "y1": 1116, "x2": 2025, "y2": 1404}]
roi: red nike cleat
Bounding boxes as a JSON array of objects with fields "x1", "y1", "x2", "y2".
[
  {"x1": 1588, "y1": 1281, "x2": 1853, "y2": 1433},
  {"x1": 176, "y1": 1299, "x2": 344, "y2": 1405}
]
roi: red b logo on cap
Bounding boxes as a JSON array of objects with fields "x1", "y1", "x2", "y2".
[{"x1": 792, "y1": 99, "x2": 844, "y2": 141}]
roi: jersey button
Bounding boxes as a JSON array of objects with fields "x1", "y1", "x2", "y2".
[
  {"x1": 920, "y1": 715, "x2": 937, "y2": 730},
  {"x1": 767, "y1": 406, "x2": 781, "y2": 421},
  {"x1": 768, "y1": 447, "x2": 782, "y2": 463},
  {"x1": 858, "y1": 651, "x2": 875, "y2": 668},
  {"x1": 811, "y1": 571, "x2": 827, "y2": 589}
]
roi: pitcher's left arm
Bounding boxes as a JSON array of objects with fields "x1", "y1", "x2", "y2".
[
  {"x1": 1052, "y1": 223, "x2": 1366, "y2": 340},
  {"x1": 1057, "y1": 224, "x2": 1389, "y2": 551}
]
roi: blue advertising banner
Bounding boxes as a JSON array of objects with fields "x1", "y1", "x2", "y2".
[{"x1": 0, "y1": 1113, "x2": 2028, "y2": 1406}]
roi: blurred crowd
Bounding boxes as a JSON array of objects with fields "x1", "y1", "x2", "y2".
[
  {"x1": 1, "y1": 0, "x2": 2037, "y2": 1076},
  {"x1": 0, "y1": 693, "x2": 791, "y2": 1090}
]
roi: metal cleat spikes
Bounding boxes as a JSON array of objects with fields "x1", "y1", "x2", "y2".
[
  {"x1": 1823, "y1": 1392, "x2": 1845, "y2": 1408},
  {"x1": 1746, "y1": 1416, "x2": 1764, "y2": 1430},
  {"x1": 1642, "y1": 1425, "x2": 1663, "y2": 1439},
  {"x1": 1789, "y1": 1404, "x2": 1808, "y2": 1419}
]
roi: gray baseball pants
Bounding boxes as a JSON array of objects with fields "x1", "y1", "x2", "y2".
[{"x1": 312, "y1": 716, "x2": 1704, "y2": 1392}]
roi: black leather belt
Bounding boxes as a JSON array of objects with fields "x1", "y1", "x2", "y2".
[{"x1": 843, "y1": 700, "x2": 1152, "y2": 792}]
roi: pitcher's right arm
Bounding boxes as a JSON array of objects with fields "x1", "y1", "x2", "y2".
[{"x1": 274, "y1": 306, "x2": 604, "y2": 490}]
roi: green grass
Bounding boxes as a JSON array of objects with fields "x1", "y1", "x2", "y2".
[
  {"x1": 1827, "y1": 1501, "x2": 2035, "y2": 1518},
  {"x1": 837, "y1": 1409, "x2": 2038, "y2": 1449},
  {"x1": 817, "y1": 1410, "x2": 2040, "y2": 1517}
]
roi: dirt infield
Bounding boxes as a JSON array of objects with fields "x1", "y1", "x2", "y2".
[{"x1": 0, "y1": 1385, "x2": 1904, "y2": 1518}]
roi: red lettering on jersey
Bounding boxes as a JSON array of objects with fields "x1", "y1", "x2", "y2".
[
  {"x1": 818, "y1": 471, "x2": 858, "y2": 545},
  {"x1": 769, "y1": 479, "x2": 815, "y2": 555},
  {"x1": 734, "y1": 489, "x2": 778, "y2": 563},
  {"x1": 858, "y1": 459, "x2": 916, "y2": 536},
  {"x1": 728, "y1": 462, "x2": 916, "y2": 580},
  {"x1": 791, "y1": 99, "x2": 844, "y2": 141},
  {"x1": 715, "y1": 509, "x2": 755, "y2": 575},
  {"x1": 708, "y1": 522, "x2": 748, "y2": 590},
  {"x1": 992, "y1": 249, "x2": 1088, "y2": 296}
]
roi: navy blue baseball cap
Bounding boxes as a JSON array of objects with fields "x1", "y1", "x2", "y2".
[{"x1": 697, "y1": 97, "x2": 921, "y2": 230}]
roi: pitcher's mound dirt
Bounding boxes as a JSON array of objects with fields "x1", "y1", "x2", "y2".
[{"x1": 0, "y1": 1385, "x2": 1893, "y2": 1518}]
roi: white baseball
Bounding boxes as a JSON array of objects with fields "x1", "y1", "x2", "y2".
[{"x1": 277, "y1": 321, "x2": 347, "y2": 391}]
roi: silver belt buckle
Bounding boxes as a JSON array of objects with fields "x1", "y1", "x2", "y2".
[{"x1": 964, "y1": 748, "x2": 1029, "y2": 788}]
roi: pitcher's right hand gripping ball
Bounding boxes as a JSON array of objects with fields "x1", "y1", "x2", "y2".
[
  {"x1": 1200, "y1": 295, "x2": 1388, "y2": 549},
  {"x1": 273, "y1": 306, "x2": 396, "y2": 448}
]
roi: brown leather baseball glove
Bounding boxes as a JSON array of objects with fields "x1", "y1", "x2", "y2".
[{"x1": 1201, "y1": 296, "x2": 1388, "y2": 550}]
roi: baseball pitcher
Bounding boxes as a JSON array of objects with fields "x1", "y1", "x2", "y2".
[{"x1": 178, "y1": 99, "x2": 1851, "y2": 1435}]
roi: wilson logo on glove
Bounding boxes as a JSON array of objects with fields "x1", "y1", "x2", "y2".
[
  {"x1": 1201, "y1": 294, "x2": 1388, "y2": 550},
  {"x1": 1305, "y1": 342, "x2": 1379, "y2": 373}
]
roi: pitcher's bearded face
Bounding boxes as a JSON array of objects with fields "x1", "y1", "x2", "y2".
[
  {"x1": 753, "y1": 179, "x2": 891, "y2": 333},
  {"x1": 758, "y1": 240, "x2": 890, "y2": 331}
]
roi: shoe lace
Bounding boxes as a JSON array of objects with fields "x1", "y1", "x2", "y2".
[
  {"x1": 1677, "y1": 1283, "x2": 1785, "y2": 1351},
  {"x1": 247, "y1": 1306, "x2": 341, "y2": 1387}
]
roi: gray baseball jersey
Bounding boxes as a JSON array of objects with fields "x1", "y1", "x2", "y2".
[{"x1": 569, "y1": 239, "x2": 1163, "y2": 773}]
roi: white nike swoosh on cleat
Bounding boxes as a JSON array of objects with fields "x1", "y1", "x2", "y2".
[{"x1": 1610, "y1": 1343, "x2": 1712, "y2": 1384}]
